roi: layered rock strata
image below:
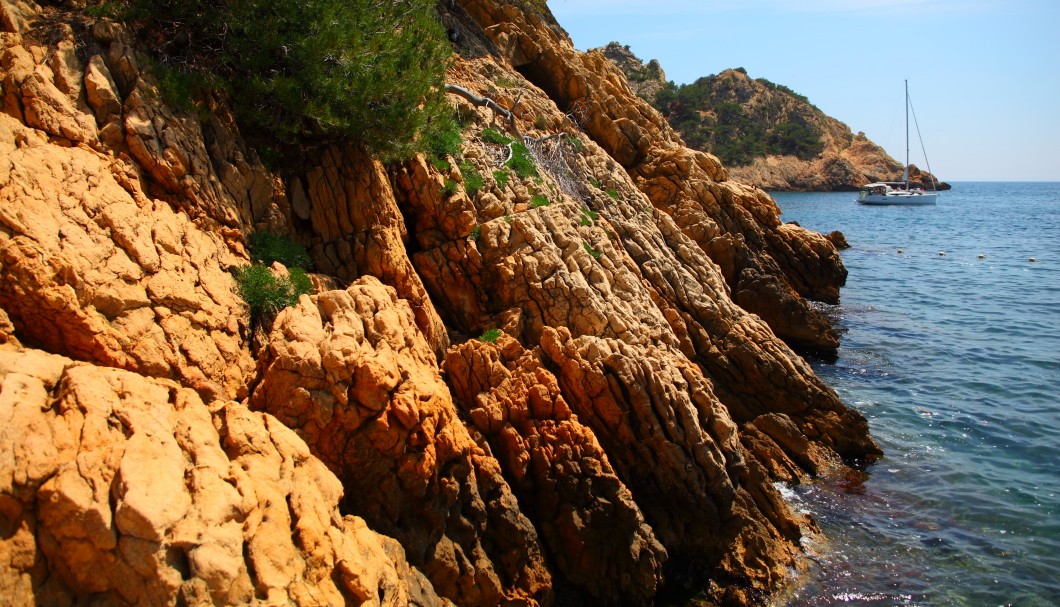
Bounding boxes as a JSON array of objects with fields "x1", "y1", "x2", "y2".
[{"x1": 0, "y1": 0, "x2": 881, "y2": 606}]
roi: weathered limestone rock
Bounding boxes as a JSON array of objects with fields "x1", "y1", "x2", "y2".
[
  {"x1": 0, "y1": 10, "x2": 304, "y2": 401},
  {"x1": 0, "y1": 111, "x2": 254, "y2": 401},
  {"x1": 445, "y1": 335, "x2": 667, "y2": 605},
  {"x1": 454, "y1": 0, "x2": 846, "y2": 355},
  {"x1": 251, "y1": 277, "x2": 552, "y2": 607},
  {"x1": 0, "y1": 345, "x2": 446, "y2": 607},
  {"x1": 289, "y1": 146, "x2": 449, "y2": 358}
]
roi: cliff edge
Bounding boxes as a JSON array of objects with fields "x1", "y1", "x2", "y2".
[{"x1": 1, "y1": 1, "x2": 879, "y2": 605}]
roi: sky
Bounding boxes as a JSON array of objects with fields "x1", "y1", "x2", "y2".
[{"x1": 547, "y1": 0, "x2": 1060, "y2": 182}]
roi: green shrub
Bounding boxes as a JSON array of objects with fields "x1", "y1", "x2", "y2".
[
  {"x1": 469, "y1": 225, "x2": 481, "y2": 240},
  {"x1": 84, "y1": 1, "x2": 121, "y2": 17},
  {"x1": 426, "y1": 114, "x2": 463, "y2": 162},
  {"x1": 493, "y1": 169, "x2": 510, "y2": 190},
  {"x1": 234, "y1": 264, "x2": 312, "y2": 320},
  {"x1": 507, "y1": 142, "x2": 537, "y2": 178},
  {"x1": 249, "y1": 231, "x2": 312, "y2": 270},
  {"x1": 287, "y1": 267, "x2": 313, "y2": 296},
  {"x1": 442, "y1": 178, "x2": 458, "y2": 197},
  {"x1": 112, "y1": 0, "x2": 453, "y2": 160},
  {"x1": 481, "y1": 128, "x2": 511, "y2": 145},
  {"x1": 530, "y1": 195, "x2": 550, "y2": 208},
  {"x1": 151, "y1": 60, "x2": 218, "y2": 114},
  {"x1": 478, "y1": 328, "x2": 503, "y2": 343},
  {"x1": 460, "y1": 161, "x2": 484, "y2": 197},
  {"x1": 580, "y1": 207, "x2": 599, "y2": 226},
  {"x1": 583, "y1": 242, "x2": 602, "y2": 259}
]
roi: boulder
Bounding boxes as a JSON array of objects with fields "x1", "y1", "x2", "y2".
[{"x1": 0, "y1": 345, "x2": 447, "y2": 606}]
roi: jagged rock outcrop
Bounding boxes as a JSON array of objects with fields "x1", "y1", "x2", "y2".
[
  {"x1": 596, "y1": 42, "x2": 667, "y2": 102},
  {"x1": 445, "y1": 335, "x2": 667, "y2": 605},
  {"x1": 250, "y1": 277, "x2": 553, "y2": 607},
  {"x1": 0, "y1": 1, "x2": 269, "y2": 403},
  {"x1": 0, "y1": 0, "x2": 884, "y2": 605},
  {"x1": 0, "y1": 345, "x2": 445, "y2": 606},
  {"x1": 452, "y1": 1, "x2": 844, "y2": 354},
  {"x1": 286, "y1": 145, "x2": 450, "y2": 359}
]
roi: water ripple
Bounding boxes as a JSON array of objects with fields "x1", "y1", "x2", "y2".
[{"x1": 774, "y1": 183, "x2": 1060, "y2": 606}]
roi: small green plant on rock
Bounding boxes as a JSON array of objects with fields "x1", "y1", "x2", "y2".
[
  {"x1": 580, "y1": 207, "x2": 599, "y2": 226},
  {"x1": 493, "y1": 169, "x2": 510, "y2": 190},
  {"x1": 249, "y1": 231, "x2": 312, "y2": 270},
  {"x1": 234, "y1": 265, "x2": 313, "y2": 321},
  {"x1": 460, "y1": 161, "x2": 484, "y2": 197},
  {"x1": 426, "y1": 115, "x2": 463, "y2": 164},
  {"x1": 481, "y1": 127, "x2": 511, "y2": 145},
  {"x1": 478, "y1": 328, "x2": 503, "y2": 343},
  {"x1": 530, "y1": 195, "x2": 550, "y2": 208},
  {"x1": 506, "y1": 142, "x2": 538, "y2": 178},
  {"x1": 469, "y1": 224, "x2": 481, "y2": 240},
  {"x1": 237, "y1": 231, "x2": 314, "y2": 322},
  {"x1": 479, "y1": 128, "x2": 537, "y2": 179},
  {"x1": 583, "y1": 242, "x2": 602, "y2": 259}
]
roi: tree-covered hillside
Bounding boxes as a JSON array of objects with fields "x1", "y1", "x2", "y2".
[{"x1": 653, "y1": 68, "x2": 825, "y2": 167}]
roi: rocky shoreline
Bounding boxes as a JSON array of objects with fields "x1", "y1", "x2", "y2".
[{"x1": 1, "y1": 1, "x2": 879, "y2": 605}]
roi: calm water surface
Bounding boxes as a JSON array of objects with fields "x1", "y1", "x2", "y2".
[{"x1": 772, "y1": 183, "x2": 1060, "y2": 607}]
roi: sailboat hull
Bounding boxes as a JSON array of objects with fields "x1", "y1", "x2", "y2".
[{"x1": 858, "y1": 192, "x2": 937, "y2": 205}]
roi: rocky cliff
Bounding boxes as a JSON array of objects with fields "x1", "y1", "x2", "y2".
[
  {"x1": 602, "y1": 48, "x2": 947, "y2": 192},
  {"x1": 1, "y1": 1, "x2": 880, "y2": 606}
]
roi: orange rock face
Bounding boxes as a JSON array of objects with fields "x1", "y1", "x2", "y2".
[
  {"x1": 1, "y1": 1, "x2": 882, "y2": 605},
  {"x1": 251, "y1": 277, "x2": 552, "y2": 607},
  {"x1": 0, "y1": 346, "x2": 445, "y2": 606},
  {"x1": 445, "y1": 334, "x2": 666, "y2": 605}
]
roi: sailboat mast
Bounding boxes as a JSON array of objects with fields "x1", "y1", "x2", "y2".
[{"x1": 904, "y1": 79, "x2": 910, "y2": 189}]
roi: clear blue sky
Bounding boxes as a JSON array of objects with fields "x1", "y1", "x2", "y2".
[{"x1": 548, "y1": 0, "x2": 1060, "y2": 182}]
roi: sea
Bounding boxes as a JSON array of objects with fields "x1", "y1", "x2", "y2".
[{"x1": 770, "y1": 182, "x2": 1060, "y2": 607}]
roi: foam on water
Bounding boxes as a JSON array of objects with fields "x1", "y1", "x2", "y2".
[{"x1": 773, "y1": 183, "x2": 1060, "y2": 606}]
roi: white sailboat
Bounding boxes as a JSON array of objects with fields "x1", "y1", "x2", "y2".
[{"x1": 858, "y1": 80, "x2": 938, "y2": 206}]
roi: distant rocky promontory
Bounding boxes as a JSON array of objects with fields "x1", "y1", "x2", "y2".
[{"x1": 599, "y1": 42, "x2": 949, "y2": 192}]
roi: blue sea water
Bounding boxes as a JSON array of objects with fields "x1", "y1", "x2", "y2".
[{"x1": 771, "y1": 183, "x2": 1060, "y2": 607}]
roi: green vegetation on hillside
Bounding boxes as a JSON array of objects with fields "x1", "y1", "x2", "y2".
[
  {"x1": 235, "y1": 232, "x2": 313, "y2": 322},
  {"x1": 99, "y1": 0, "x2": 453, "y2": 160},
  {"x1": 653, "y1": 73, "x2": 825, "y2": 167}
]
